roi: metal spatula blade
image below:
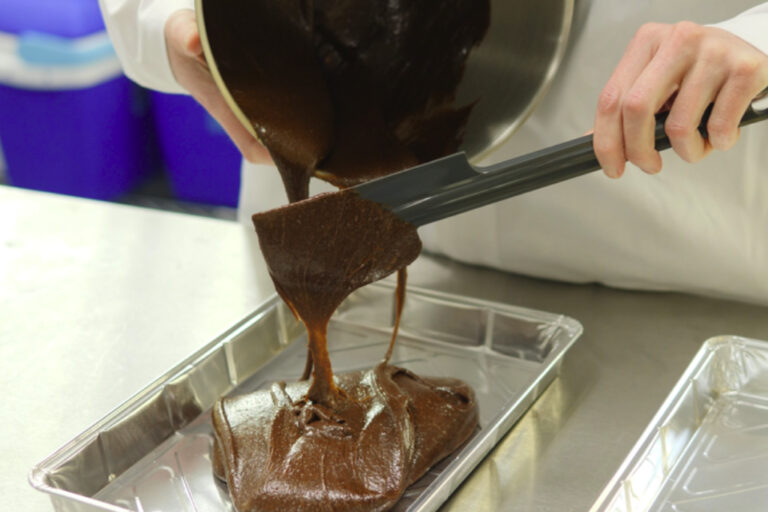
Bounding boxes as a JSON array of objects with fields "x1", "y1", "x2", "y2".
[{"x1": 354, "y1": 95, "x2": 768, "y2": 227}]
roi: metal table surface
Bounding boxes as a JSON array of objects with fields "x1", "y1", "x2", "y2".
[{"x1": 2, "y1": 185, "x2": 767, "y2": 512}]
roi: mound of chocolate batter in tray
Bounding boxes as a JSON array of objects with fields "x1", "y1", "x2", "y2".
[
  {"x1": 213, "y1": 365, "x2": 477, "y2": 512},
  {"x1": 205, "y1": 0, "x2": 490, "y2": 510}
]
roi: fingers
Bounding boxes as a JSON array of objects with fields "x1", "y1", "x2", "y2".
[
  {"x1": 208, "y1": 107, "x2": 272, "y2": 163},
  {"x1": 235, "y1": 133, "x2": 273, "y2": 164},
  {"x1": 708, "y1": 55, "x2": 768, "y2": 151},
  {"x1": 602, "y1": 22, "x2": 700, "y2": 176},
  {"x1": 197, "y1": 79, "x2": 272, "y2": 163},
  {"x1": 662, "y1": 61, "x2": 723, "y2": 163},
  {"x1": 165, "y1": 10, "x2": 199, "y2": 56},
  {"x1": 165, "y1": 9, "x2": 273, "y2": 165},
  {"x1": 176, "y1": 13, "x2": 202, "y2": 58},
  {"x1": 618, "y1": 24, "x2": 719, "y2": 173},
  {"x1": 594, "y1": 21, "x2": 768, "y2": 178},
  {"x1": 620, "y1": 43, "x2": 690, "y2": 174},
  {"x1": 594, "y1": 23, "x2": 665, "y2": 178}
]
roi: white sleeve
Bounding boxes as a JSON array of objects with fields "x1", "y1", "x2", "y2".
[
  {"x1": 711, "y1": 2, "x2": 768, "y2": 56},
  {"x1": 98, "y1": 0, "x2": 194, "y2": 93}
]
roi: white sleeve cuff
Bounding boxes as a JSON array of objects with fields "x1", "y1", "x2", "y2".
[
  {"x1": 100, "y1": 0, "x2": 195, "y2": 94},
  {"x1": 710, "y1": 3, "x2": 768, "y2": 57}
]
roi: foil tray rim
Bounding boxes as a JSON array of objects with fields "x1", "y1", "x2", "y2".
[
  {"x1": 588, "y1": 334, "x2": 768, "y2": 512},
  {"x1": 30, "y1": 281, "x2": 584, "y2": 511}
]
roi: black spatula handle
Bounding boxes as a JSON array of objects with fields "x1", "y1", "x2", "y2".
[{"x1": 402, "y1": 94, "x2": 768, "y2": 226}]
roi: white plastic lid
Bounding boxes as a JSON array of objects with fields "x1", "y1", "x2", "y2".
[{"x1": 0, "y1": 31, "x2": 124, "y2": 90}]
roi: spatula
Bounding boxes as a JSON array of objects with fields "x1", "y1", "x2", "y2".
[{"x1": 354, "y1": 95, "x2": 768, "y2": 227}]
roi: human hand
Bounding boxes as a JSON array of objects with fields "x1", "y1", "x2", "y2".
[
  {"x1": 593, "y1": 22, "x2": 768, "y2": 178},
  {"x1": 165, "y1": 9, "x2": 272, "y2": 164}
]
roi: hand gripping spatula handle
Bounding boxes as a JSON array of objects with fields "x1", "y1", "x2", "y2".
[{"x1": 354, "y1": 93, "x2": 768, "y2": 227}]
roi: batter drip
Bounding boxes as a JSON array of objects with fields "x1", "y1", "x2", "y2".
[{"x1": 251, "y1": 190, "x2": 423, "y2": 406}]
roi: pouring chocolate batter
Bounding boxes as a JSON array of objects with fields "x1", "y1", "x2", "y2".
[
  {"x1": 211, "y1": 192, "x2": 481, "y2": 511},
  {"x1": 206, "y1": 0, "x2": 490, "y2": 510},
  {"x1": 212, "y1": 191, "x2": 477, "y2": 511},
  {"x1": 252, "y1": 190, "x2": 422, "y2": 406}
]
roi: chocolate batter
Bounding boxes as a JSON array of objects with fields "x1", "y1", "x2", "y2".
[
  {"x1": 205, "y1": 0, "x2": 490, "y2": 509},
  {"x1": 212, "y1": 191, "x2": 479, "y2": 511},
  {"x1": 212, "y1": 364, "x2": 477, "y2": 512},
  {"x1": 251, "y1": 190, "x2": 422, "y2": 405},
  {"x1": 203, "y1": 0, "x2": 491, "y2": 197}
]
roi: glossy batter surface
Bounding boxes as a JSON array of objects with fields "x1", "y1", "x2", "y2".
[
  {"x1": 251, "y1": 190, "x2": 422, "y2": 405},
  {"x1": 212, "y1": 364, "x2": 477, "y2": 512}
]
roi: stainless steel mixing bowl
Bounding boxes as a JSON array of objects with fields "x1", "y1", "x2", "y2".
[
  {"x1": 196, "y1": 0, "x2": 573, "y2": 163},
  {"x1": 456, "y1": 0, "x2": 573, "y2": 161}
]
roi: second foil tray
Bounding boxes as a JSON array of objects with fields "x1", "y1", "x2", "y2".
[
  {"x1": 31, "y1": 281, "x2": 583, "y2": 512},
  {"x1": 590, "y1": 335, "x2": 768, "y2": 512}
]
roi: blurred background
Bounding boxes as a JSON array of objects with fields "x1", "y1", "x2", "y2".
[{"x1": 0, "y1": 0, "x2": 239, "y2": 219}]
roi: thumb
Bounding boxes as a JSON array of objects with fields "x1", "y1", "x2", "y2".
[
  {"x1": 180, "y1": 12, "x2": 202, "y2": 57},
  {"x1": 168, "y1": 10, "x2": 202, "y2": 58},
  {"x1": 184, "y1": 28, "x2": 202, "y2": 58}
]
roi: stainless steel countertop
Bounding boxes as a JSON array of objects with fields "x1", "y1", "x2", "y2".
[{"x1": 2, "y1": 185, "x2": 767, "y2": 512}]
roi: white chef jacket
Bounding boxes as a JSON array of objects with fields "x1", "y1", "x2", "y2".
[{"x1": 99, "y1": 0, "x2": 768, "y2": 305}]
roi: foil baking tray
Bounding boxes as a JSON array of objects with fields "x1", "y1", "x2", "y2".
[
  {"x1": 30, "y1": 282, "x2": 582, "y2": 512},
  {"x1": 591, "y1": 335, "x2": 768, "y2": 512}
]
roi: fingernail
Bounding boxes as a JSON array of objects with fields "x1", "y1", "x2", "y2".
[{"x1": 604, "y1": 164, "x2": 624, "y2": 179}]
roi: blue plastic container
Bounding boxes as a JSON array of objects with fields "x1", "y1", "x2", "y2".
[
  {"x1": 0, "y1": 0, "x2": 106, "y2": 38},
  {"x1": 151, "y1": 92, "x2": 241, "y2": 207},
  {"x1": 0, "y1": 78, "x2": 155, "y2": 199},
  {"x1": 0, "y1": 0, "x2": 156, "y2": 200}
]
